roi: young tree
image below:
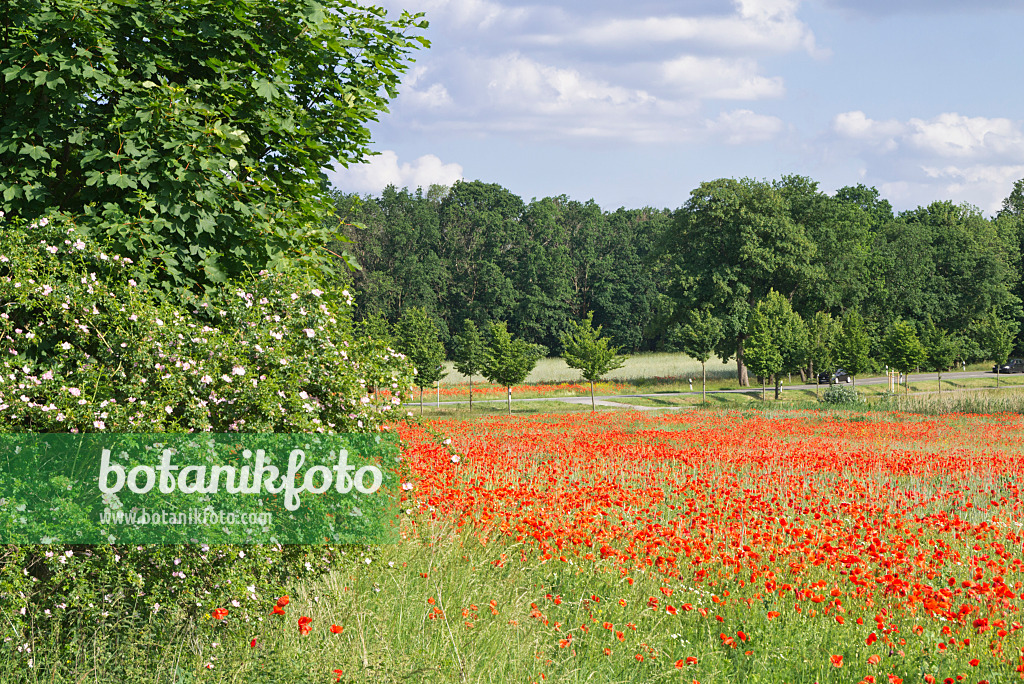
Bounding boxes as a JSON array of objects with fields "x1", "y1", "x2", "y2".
[
  {"x1": 482, "y1": 321, "x2": 541, "y2": 415},
  {"x1": 452, "y1": 319, "x2": 486, "y2": 411},
  {"x1": 920, "y1": 316, "x2": 959, "y2": 394},
  {"x1": 674, "y1": 307, "x2": 724, "y2": 405},
  {"x1": 758, "y1": 291, "x2": 809, "y2": 400},
  {"x1": 744, "y1": 302, "x2": 783, "y2": 402},
  {"x1": 394, "y1": 307, "x2": 447, "y2": 415},
  {"x1": 835, "y1": 310, "x2": 872, "y2": 387},
  {"x1": 560, "y1": 311, "x2": 626, "y2": 411},
  {"x1": 807, "y1": 311, "x2": 840, "y2": 399},
  {"x1": 973, "y1": 308, "x2": 1018, "y2": 388},
  {"x1": 1, "y1": 0, "x2": 428, "y2": 297},
  {"x1": 881, "y1": 320, "x2": 926, "y2": 395}
]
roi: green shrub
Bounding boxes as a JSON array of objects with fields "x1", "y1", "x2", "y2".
[
  {"x1": 821, "y1": 383, "x2": 862, "y2": 405},
  {"x1": 0, "y1": 213, "x2": 416, "y2": 668}
]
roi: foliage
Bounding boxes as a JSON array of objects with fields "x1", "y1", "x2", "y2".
[
  {"x1": 671, "y1": 307, "x2": 724, "y2": 403},
  {"x1": 835, "y1": 310, "x2": 872, "y2": 384},
  {"x1": 881, "y1": 320, "x2": 927, "y2": 395},
  {"x1": 1, "y1": 0, "x2": 428, "y2": 297},
  {"x1": 776, "y1": 175, "x2": 873, "y2": 319},
  {"x1": 482, "y1": 321, "x2": 541, "y2": 413},
  {"x1": 744, "y1": 306, "x2": 783, "y2": 400},
  {"x1": 560, "y1": 312, "x2": 625, "y2": 383},
  {"x1": 394, "y1": 306, "x2": 447, "y2": 413},
  {"x1": 560, "y1": 311, "x2": 625, "y2": 410},
  {"x1": 972, "y1": 307, "x2": 1019, "y2": 387},
  {"x1": 452, "y1": 319, "x2": 487, "y2": 409},
  {"x1": 0, "y1": 214, "x2": 414, "y2": 433},
  {"x1": 919, "y1": 315, "x2": 959, "y2": 390},
  {"x1": 338, "y1": 184, "x2": 672, "y2": 354},
  {"x1": 0, "y1": 214, "x2": 415, "y2": 660},
  {"x1": 743, "y1": 290, "x2": 807, "y2": 399},
  {"x1": 973, "y1": 307, "x2": 1018, "y2": 366},
  {"x1": 807, "y1": 311, "x2": 840, "y2": 383},
  {"x1": 821, "y1": 383, "x2": 862, "y2": 404},
  {"x1": 660, "y1": 178, "x2": 815, "y2": 386},
  {"x1": 864, "y1": 201, "x2": 1020, "y2": 333}
]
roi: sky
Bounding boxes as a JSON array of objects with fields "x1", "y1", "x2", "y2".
[{"x1": 326, "y1": 0, "x2": 1024, "y2": 215}]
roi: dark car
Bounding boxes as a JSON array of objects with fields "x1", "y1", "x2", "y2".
[
  {"x1": 817, "y1": 368, "x2": 852, "y2": 384},
  {"x1": 993, "y1": 358, "x2": 1024, "y2": 374}
]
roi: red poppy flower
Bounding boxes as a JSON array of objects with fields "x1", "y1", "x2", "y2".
[
  {"x1": 298, "y1": 616, "x2": 313, "y2": 636},
  {"x1": 211, "y1": 608, "x2": 228, "y2": 620},
  {"x1": 830, "y1": 654, "x2": 843, "y2": 668},
  {"x1": 330, "y1": 624, "x2": 344, "y2": 634},
  {"x1": 276, "y1": 595, "x2": 290, "y2": 608}
]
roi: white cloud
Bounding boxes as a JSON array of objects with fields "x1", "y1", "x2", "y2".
[
  {"x1": 390, "y1": 51, "x2": 788, "y2": 145},
  {"x1": 904, "y1": 113, "x2": 1024, "y2": 159},
  {"x1": 377, "y1": 0, "x2": 813, "y2": 145},
  {"x1": 833, "y1": 111, "x2": 1024, "y2": 162},
  {"x1": 545, "y1": 0, "x2": 823, "y2": 57},
  {"x1": 329, "y1": 151, "x2": 464, "y2": 194},
  {"x1": 830, "y1": 111, "x2": 1024, "y2": 213},
  {"x1": 832, "y1": 111, "x2": 904, "y2": 148},
  {"x1": 706, "y1": 109, "x2": 785, "y2": 144},
  {"x1": 385, "y1": 0, "x2": 531, "y2": 30},
  {"x1": 661, "y1": 56, "x2": 784, "y2": 99}
]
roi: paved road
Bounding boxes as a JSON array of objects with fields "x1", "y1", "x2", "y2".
[{"x1": 426, "y1": 369, "x2": 1017, "y2": 409}]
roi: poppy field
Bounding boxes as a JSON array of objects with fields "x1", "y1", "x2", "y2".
[
  {"x1": 360, "y1": 409, "x2": 1024, "y2": 683},
  {"x1": 64, "y1": 408, "x2": 1024, "y2": 683}
]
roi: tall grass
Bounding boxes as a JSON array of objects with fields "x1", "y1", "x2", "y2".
[
  {"x1": 878, "y1": 386, "x2": 1024, "y2": 415},
  {"x1": 442, "y1": 352, "x2": 736, "y2": 386}
]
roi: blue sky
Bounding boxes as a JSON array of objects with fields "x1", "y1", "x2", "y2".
[{"x1": 327, "y1": 0, "x2": 1024, "y2": 215}]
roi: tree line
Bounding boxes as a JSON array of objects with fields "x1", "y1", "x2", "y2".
[{"x1": 335, "y1": 176, "x2": 1024, "y2": 387}]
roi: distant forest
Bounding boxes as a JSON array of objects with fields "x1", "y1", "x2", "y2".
[{"x1": 331, "y1": 176, "x2": 1024, "y2": 363}]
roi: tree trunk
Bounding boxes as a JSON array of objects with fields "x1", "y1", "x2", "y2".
[
  {"x1": 937, "y1": 371, "x2": 941, "y2": 394},
  {"x1": 774, "y1": 376, "x2": 781, "y2": 401},
  {"x1": 701, "y1": 361, "x2": 707, "y2": 406},
  {"x1": 469, "y1": 375, "x2": 473, "y2": 410},
  {"x1": 737, "y1": 335, "x2": 749, "y2": 387},
  {"x1": 419, "y1": 387, "x2": 423, "y2": 415},
  {"x1": 590, "y1": 380, "x2": 596, "y2": 412},
  {"x1": 507, "y1": 386, "x2": 512, "y2": 415}
]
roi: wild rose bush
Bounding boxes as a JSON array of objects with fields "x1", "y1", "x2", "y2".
[
  {"x1": 0, "y1": 214, "x2": 415, "y2": 434},
  {"x1": 0, "y1": 213, "x2": 416, "y2": 667}
]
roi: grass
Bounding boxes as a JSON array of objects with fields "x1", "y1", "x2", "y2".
[
  {"x1": 18, "y1": 409, "x2": 1022, "y2": 682},
  {"x1": 441, "y1": 352, "x2": 736, "y2": 387}
]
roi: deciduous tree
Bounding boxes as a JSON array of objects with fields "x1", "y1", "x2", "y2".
[
  {"x1": 882, "y1": 320, "x2": 926, "y2": 395},
  {"x1": 920, "y1": 315, "x2": 959, "y2": 393},
  {"x1": 452, "y1": 319, "x2": 486, "y2": 411},
  {"x1": 482, "y1": 321, "x2": 540, "y2": 415},
  {"x1": 560, "y1": 312, "x2": 625, "y2": 411},
  {"x1": 395, "y1": 307, "x2": 447, "y2": 414},
  {"x1": 836, "y1": 310, "x2": 872, "y2": 386},
  {"x1": 807, "y1": 311, "x2": 840, "y2": 399},
  {"x1": 660, "y1": 178, "x2": 815, "y2": 386},
  {"x1": 1, "y1": 0, "x2": 428, "y2": 297},
  {"x1": 973, "y1": 308, "x2": 1018, "y2": 388},
  {"x1": 673, "y1": 308, "x2": 724, "y2": 405}
]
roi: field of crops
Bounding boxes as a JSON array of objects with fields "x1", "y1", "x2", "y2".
[{"x1": 375, "y1": 409, "x2": 1024, "y2": 683}]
